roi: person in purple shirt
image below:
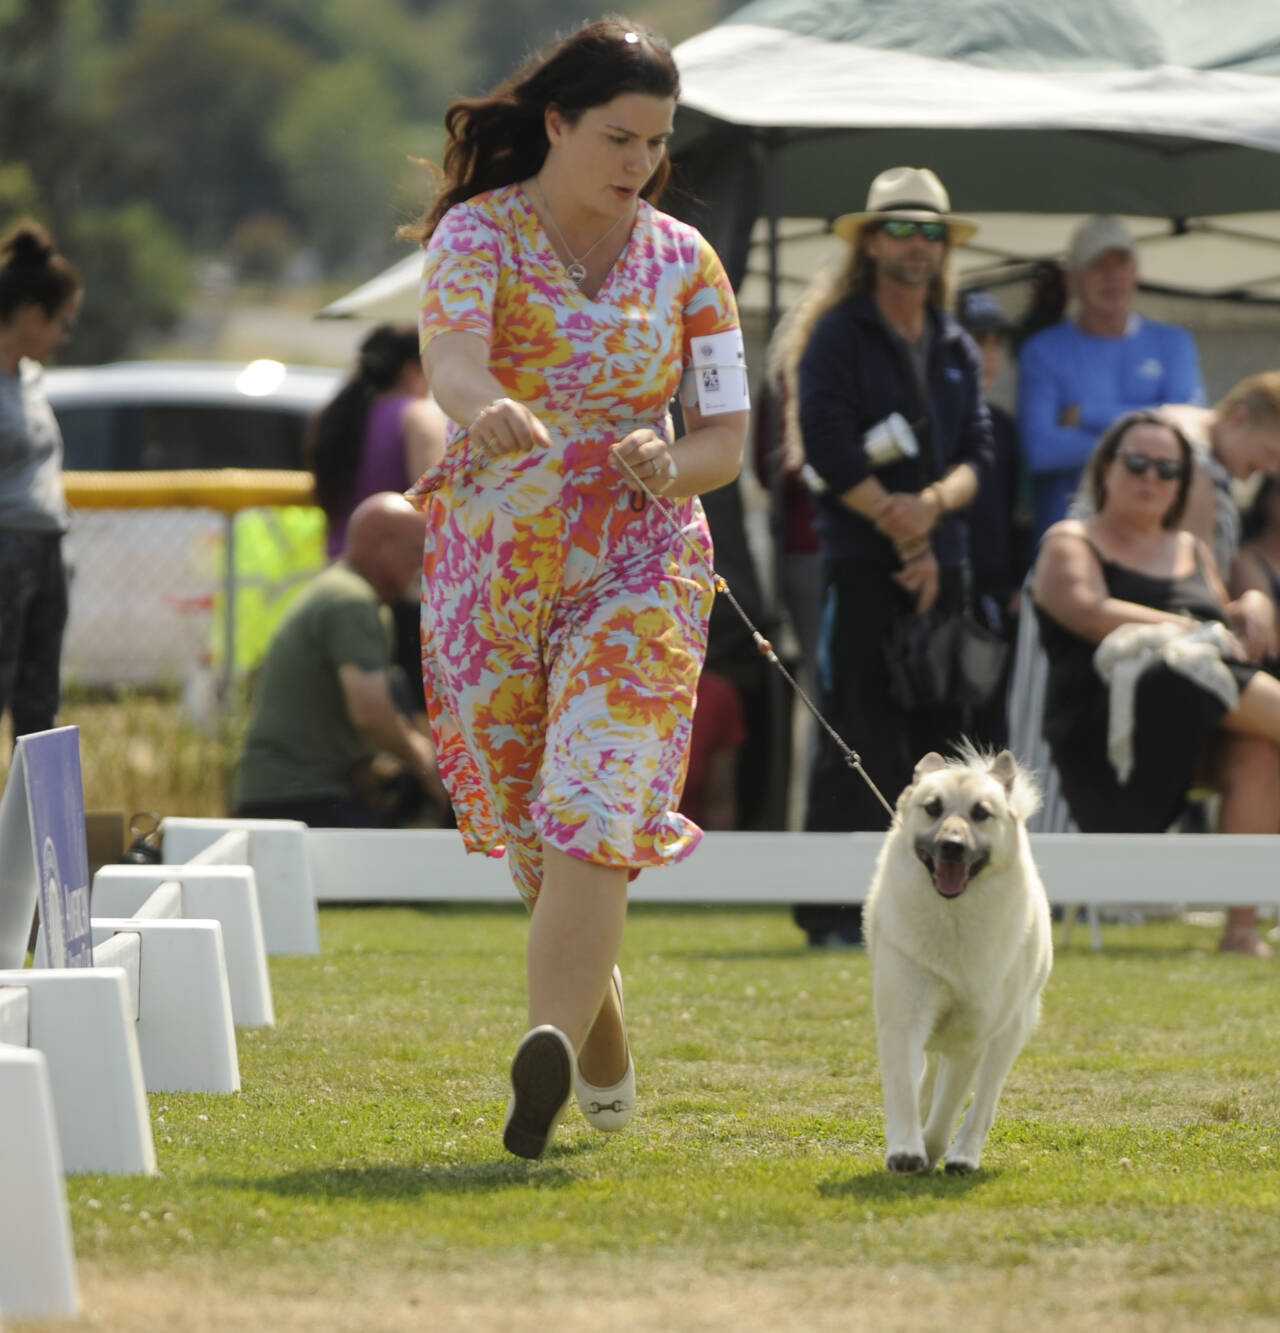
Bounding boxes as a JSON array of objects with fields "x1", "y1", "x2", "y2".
[
  {"x1": 305, "y1": 324, "x2": 446, "y2": 714},
  {"x1": 1018, "y1": 216, "x2": 1205, "y2": 541}
]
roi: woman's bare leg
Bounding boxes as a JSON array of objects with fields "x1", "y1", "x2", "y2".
[
  {"x1": 1206, "y1": 728, "x2": 1280, "y2": 955},
  {"x1": 526, "y1": 845, "x2": 628, "y2": 1051},
  {"x1": 577, "y1": 975, "x2": 628, "y2": 1086},
  {"x1": 1221, "y1": 671, "x2": 1280, "y2": 746}
]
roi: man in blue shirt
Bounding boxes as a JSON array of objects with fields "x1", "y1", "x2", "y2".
[{"x1": 1018, "y1": 216, "x2": 1204, "y2": 540}]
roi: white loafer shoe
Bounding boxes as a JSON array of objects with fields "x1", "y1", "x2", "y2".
[
  {"x1": 576, "y1": 966, "x2": 636, "y2": 1132},
  {"x1": 503, "y1": 1024, "x2": 574, "y2": 1160}
]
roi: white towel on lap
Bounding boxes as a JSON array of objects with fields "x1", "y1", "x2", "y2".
[{"x1": 1093, "y1": 621, "x2": 1240, "y2": 784}]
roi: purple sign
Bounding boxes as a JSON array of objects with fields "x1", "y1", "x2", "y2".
[{"x1": 21, "y1": 727, "x2": 93, "y2": 968}]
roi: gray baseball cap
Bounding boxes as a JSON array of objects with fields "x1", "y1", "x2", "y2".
[{"x1": 1069, "y1": 216, "x2": 1136, "y2": 271}]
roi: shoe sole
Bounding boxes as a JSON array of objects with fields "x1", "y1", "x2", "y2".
[{"x1": 503, "y1": 1029, "x2": 572, "y2": 1160}]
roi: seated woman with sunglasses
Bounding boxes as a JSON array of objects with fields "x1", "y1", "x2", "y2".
[{"x1": 1033, "y1": 410, "x2": 1280, "y2": 954}]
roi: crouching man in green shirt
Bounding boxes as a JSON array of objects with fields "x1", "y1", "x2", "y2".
[{"x1": 232, "y1": 491, "x2": 447, "y2": 827}]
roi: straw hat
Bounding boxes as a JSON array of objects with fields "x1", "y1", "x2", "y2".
[{"x1": 832, "y1": 166, "x2": 979, "y2": 246}]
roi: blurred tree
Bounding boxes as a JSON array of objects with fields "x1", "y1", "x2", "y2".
[
  {"x1": 0, "y1": 0, "x2": 94, "y2": 236},
  {"x1": 466, "y1": 0, "x2": 589, "y2": 90},
  {"x1": 106, "y1": 11, "x2": 309, "y2": 249},
  {"x1": 270, "y1": 59, "x2": 402, "y2": 272},
  {"x1": 0, "y1": 1, "x2": 193, "y2": 361},
  {"x1": 219, "y1": 0, "x2": 345, "y2": 58},
  {"x1": 0, "y1": 165, "x2": 43, "y2": 224},
  {"x1": 228, "y1": 213, "x2": 301, "y2": 285},
  {"x1": 2, "y1": 0, "x2": 729, "y2": 337},
  {"x1": 61, "y1": 204, "x2": 192, "y2": 363}
]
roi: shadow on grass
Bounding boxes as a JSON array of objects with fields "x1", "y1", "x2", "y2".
[
  {"x1": 207, "y1": 1146, "x2": 596, "y2": 1200},
  {"x1": 817, "y1": 1166, "x2": 994, "y2": 1200},
  {"x1": 662, "y1": 948, "x2": 863, "y2": 963}
]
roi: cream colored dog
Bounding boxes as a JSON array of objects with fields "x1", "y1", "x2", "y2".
[{"x1": 865, "y1": 747, "x2": 1052, "y2": 1174}]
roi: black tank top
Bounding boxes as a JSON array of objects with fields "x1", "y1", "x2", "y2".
[{"x1": 1036, "y1": 539, "x2": 1231, "y2": 731}]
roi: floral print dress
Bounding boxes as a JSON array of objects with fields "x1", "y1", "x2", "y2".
[{"x1": 410, "y1": 183, "x2": 743, "y2": 903}]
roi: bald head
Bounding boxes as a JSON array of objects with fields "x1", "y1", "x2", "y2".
[{"x1": 343, "y1": 492, "x2": 428, "y2": 603}]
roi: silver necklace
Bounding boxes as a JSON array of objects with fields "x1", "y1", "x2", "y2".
[{"x1": 531, "y1": 177, "x2": 630, "y2": 288}]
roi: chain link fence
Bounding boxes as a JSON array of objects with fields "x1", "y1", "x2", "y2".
[{"x1": 61, "y1": 472, "x2": 326, "y2": 715}]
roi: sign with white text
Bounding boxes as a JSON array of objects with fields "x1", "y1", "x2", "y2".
[{"x1": 0, "y1": 726, "x2": 93, "y2": 969}]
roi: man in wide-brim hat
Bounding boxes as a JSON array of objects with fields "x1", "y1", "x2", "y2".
[
  {"x1": 827, "y1": 166, "x2": 978, "y2": 317},
  {"x1": 831, "y1": 165, "x2": 979, "y2": 247},
  {"x1": 770, "y1": 164, "x2": 993, "y2": 948}
]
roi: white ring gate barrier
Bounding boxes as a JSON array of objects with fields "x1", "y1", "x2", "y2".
[{"x1": 1, "y1": 821, "x2": 295, "y2": 1320}]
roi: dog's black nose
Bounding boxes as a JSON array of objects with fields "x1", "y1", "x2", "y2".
[{"x1": 936, "y1": 837, "x2": 967, "y2": 861}]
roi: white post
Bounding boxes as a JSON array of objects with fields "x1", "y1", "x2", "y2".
[{"x1": 0, "y1": 1046, "x2": 79, "y2": 1319}]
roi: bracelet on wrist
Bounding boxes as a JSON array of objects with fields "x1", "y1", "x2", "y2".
[{"x1": 923, "y1": 484, "x2": 946, "y2": 517}]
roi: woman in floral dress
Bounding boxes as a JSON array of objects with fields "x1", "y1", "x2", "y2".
[{"x1": 403, "y1": 17, "x2": 750, "y2": 1158}]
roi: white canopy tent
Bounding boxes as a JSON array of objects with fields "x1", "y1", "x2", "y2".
[{"x1": 667, "y1": 0, "x2": 1280, "y2": 328}]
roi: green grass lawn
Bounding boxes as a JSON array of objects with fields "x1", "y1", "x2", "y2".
[{"x1": 18, "y1": 906, "x2": 1280, "y2": 1332}]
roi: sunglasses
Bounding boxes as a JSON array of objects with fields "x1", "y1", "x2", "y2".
[
  {"x1": 880, "y1": 219, "x2": 948, "y2": 243},
  {"x1": 1118, "y1": 450, "x2": 1184, "y2": 481}
]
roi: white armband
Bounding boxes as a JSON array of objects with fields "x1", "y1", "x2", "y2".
[{"x1": 680, "y1": 329, "x2": 750, "y2": 416}]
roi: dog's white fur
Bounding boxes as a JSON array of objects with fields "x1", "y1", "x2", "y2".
[{"x1": 865, "y1": 745, "x2": 1052, "y2": 1174}]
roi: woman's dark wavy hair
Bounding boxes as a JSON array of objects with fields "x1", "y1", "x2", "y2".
[
  {"x1": 1085, "y1": 409, "x2": 1195, "y2": 530},
  {"x1": 305, "y1": 323, "x2": 421, "y2": 519},
  {"x1": 0, "y1": 218, "x2": 81, "y2": 320},
  {"x1": 400, "y1": 16, "x2": 679, "y2": 245}
]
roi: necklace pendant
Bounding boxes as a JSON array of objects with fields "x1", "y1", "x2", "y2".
[{"x1": 566, "y1": 260, "x2": 588, "y2": 286}]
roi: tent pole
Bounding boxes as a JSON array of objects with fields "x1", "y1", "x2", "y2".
[
  {"x1": 760, "y1": 131, "x2": 795, "y2": 830},
  {"x1": 764, "y1": 131, "x2": 782, "y2": 340}
]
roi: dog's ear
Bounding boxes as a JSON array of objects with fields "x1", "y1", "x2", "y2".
[
  {"x1": 912, "y1": 752, "x2": 947, "y2": 784},
  {"x1": 991, "y1": 749, "x2": 1018, "y2": 792}
]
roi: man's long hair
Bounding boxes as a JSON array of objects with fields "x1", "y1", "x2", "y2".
[{"x1": 766, "y1": 228, "x2": 952, "y2": 469}]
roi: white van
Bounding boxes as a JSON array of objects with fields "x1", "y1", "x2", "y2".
[{"x1": 47, "y1": 359, "x2": 342, "y2": 472}]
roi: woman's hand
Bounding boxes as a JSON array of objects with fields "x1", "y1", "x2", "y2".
[
  {"x1": 1228, "y1": 589, "x2": 1279, "y2": 663},
  {"x1": 610, "y1": 428, "x2": 678, "y2": 497},
  {"x1": 892, "y1": 548, "x2": 939, "y2": 614},
  {"x1": 467, "y1": 396, "x2": 551, "y2": 457}
]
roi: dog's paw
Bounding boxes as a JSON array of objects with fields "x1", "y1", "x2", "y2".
[
  {"x1": 944, "y1": 1157, "x2": 978, "y2": 1176},
  {"x1": 885, "y1": 1151, "x2": 930, "y2": 1174}
]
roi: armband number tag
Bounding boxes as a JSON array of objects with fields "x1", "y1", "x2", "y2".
[{"x1": 688, "y1": 329, "x2": 750, "y2": 416}]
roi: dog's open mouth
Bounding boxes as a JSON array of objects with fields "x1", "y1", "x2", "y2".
[{"x1": 919, "y1": 852, "x2": 989, "y2": 898}]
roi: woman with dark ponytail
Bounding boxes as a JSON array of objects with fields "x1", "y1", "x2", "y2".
[
  {"x1": 305, "y1": 322, "x2": 446, "y2": 714},
  {"x1": 404, "y1": 16, "x2": 750, "y2": 1160},
  {"x1": 306, "y1": 322, "x2": 446, "y2": 558},
  {"x1": 0, "y1": 218, "x2": 82, "y2": 743}
]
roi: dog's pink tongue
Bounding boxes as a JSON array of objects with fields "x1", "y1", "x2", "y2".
[{"x1": 934, "y1": 860, "x2": 968, "y2": 898}]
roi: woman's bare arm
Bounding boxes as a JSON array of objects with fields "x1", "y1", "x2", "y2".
[{"x1": 1032, "y1": 521, "x2": 1195, "y2": 644}]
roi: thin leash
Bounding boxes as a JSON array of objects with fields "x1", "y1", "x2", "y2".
[{"x1": 612, "y1": 451, "x2": 896, "y2": 820}]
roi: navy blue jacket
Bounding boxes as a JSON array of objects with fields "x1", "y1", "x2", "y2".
[{"x1": 797, "y1": 292, "x2": 993, "y2": 569}]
